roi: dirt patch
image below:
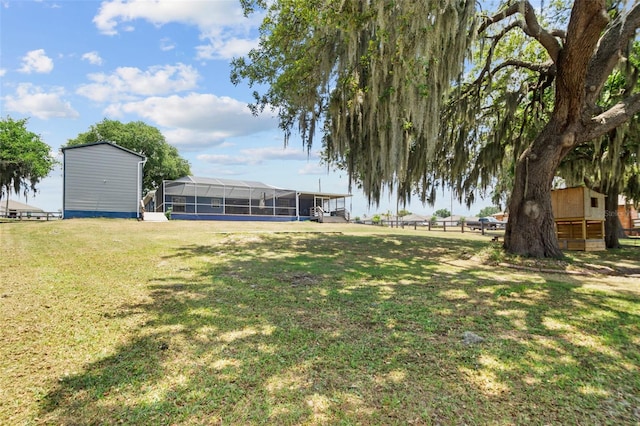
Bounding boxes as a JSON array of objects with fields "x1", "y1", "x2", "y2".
[{"x1": 285, "y1": 272, "x2": 323, "y2": 287}]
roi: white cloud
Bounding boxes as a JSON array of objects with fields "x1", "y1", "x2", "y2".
[
  {"x1": 197, "y1": 146, "x2": 317, "y2": 166},
  {"x1": 94, "y1": 0, "x2": 249, "y2": 34},
  {"x1": 18, "y1": 49, "x2": 54, "y2": 74},
  {"x1": 106, "y1": 92, "x2": 277, "y2": 148},
  {"x1": 161, "y1": 128, "x2": 232, "y2": 149},
  {"x1": 197, "y1": 153, "x2": 252, "y2": 165},
  {"x1": 93, "y1": 0, "x2": 261, "y2": 59},
  {"x1": 76, "y1": 63, "x2": 199, "y2": 102},
  {"x1": 160, "y1": 37, "x2": 175, "y2": 51},
  {"x1": 3, "y1": 83, "x2": 79, "y2": 119},
  {"x1": 298, "y1": 163, "x2": 328, "y2": 175},
  {"x1": 81, "y1": 51, "x2": 103, "y2": 66},
  {"x1": 241, "y1": 146, "x2": 316, "y2": 162},
  {"x1": 195, "y1": 37, "x2": 259, "y2": 61},
  {"x1": 0, "y1": 68, "x2": 6, "y2": 77}
]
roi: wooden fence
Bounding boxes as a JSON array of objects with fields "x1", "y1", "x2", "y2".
[
  {"x1": 357, "y1": 219, "x2": 503, "y2": 236},
  {"x1": 4, "y1": 211, "x2": 62, "y2": 220}
]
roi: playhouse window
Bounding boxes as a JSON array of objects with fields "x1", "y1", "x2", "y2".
[{"x1": 590, "y1": 197, "x2": 598, "y2": 208}]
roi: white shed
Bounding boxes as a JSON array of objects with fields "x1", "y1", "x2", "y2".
[{"x1": 62, "y1": 142, "x2": 145, "y2": 219}]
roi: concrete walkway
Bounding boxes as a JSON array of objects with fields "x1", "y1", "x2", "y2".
[{"x1": 143, "y1": 212, "x2": 168, "y2": 222}]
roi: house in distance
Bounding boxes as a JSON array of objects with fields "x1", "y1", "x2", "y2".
[{"x1": 62, "y1": 142, "x2": 145, "y2": 219}]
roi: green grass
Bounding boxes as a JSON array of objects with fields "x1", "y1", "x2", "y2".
[{"x1": 1, "y1": 219, "x2": 639, "y2": 425}]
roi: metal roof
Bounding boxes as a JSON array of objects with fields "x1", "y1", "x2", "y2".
[
  {"x1": 173, "y1": 176, "x2": 282, "y2": 190},
  {"x1": 0, "y1": 199, "x2": 44, "y2": 213},
  {"x1": 61, "y1": 141, "x2": 145, "y2": 159}
]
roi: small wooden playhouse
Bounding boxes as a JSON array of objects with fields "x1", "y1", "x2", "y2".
[{"x1": 551, "y1": 187, "x2": 606, "y2": 251}]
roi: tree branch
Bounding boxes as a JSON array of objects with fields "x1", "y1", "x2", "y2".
[
  {"x1": 471, "y1": 22, "x2": 522, "y2": 87},
  {"x1": 554, "y1": 0, "x2": 609, "y2": 121},
  {"x1": 518, "y1": 2, "x2": 561, "y2": 62},
  {"x1": 478, "y1": 0, "x2": 562, "y2": 62},
  {"x1": 580, "y1": 93, "x2": 640, "y2": 143},
  {"x1": 585, "y1": 1, "x2": 640, "y2": 105},
  {"x1": 478, "y1": 2, "x2": 523, "y2": 34},
  {"x1": 492, "y1": 59, "x2": 555, "y2": 76},
  {"x1": 549, "y1": 29, "x2": 566, "y2": 39}
]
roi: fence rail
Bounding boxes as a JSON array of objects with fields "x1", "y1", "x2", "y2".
[
  {"x1": 357, "y1": 219, "x2": 501, "y2": 235},
  {"x1": 3, "y1": 211, "x2": 61, "y2": 220}
]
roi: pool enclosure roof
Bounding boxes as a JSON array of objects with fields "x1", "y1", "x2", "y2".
[
  {"x1": 167, "y1": 176, "x2": 351, "y2": 199},
  {"x1": 173, "y1": 176, "x2": 280, "y2": 190}
]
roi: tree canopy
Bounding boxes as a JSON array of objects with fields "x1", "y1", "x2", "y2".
[
  {"x1": 434, "y1": 208, "x2": 451, "y2": 218},
  {"x1": 66, "y1": 119, "x2": 190, "y2": 193},
  {"x1": 233, "y1": 0, "x2": 640, "y2": 257},
  {"x1": 232, "y1": 0, "x2": 476, "y2": 203},
  {"x1": 477, "y1": 206, "x2": 501, "y2": 218},
  {"x1": 0, "y1": 116, "x2": 56, "y2": 211}
]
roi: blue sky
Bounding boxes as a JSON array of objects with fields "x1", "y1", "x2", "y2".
[{"x1": 1, "y1": 0, "x2": 484, "y2": 218}]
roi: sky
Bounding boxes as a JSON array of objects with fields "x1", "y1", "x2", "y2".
[{"x1": 0, "y1": 0, "x2": 487, "y2": 218}]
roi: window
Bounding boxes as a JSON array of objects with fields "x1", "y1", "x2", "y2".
[
  {"x1": 172, "y1": 196, "x2": 186, "y2": 213},
  {"x1": 590, "y1": 197, "x2": 598, "y2": 208},
  {"x1": 211, "y1": 197, "x2": 222, "y2": 208}
]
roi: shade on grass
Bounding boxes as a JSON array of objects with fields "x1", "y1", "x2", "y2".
[{"x1": 1, "y1": 220, "x2": 639, "y2": 424}]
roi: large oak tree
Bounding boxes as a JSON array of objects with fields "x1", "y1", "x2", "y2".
[{"x1": 232, "y1": 0, "x2": 640, "y2": 257}]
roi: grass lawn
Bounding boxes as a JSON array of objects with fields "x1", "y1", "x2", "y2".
[{"x1": 1, "y1": 219, "x2": 639, "y2": 425}]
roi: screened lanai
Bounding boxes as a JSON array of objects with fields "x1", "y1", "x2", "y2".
[{"x1": 155, "y1": 176, "x2": 351, "y2": 222}]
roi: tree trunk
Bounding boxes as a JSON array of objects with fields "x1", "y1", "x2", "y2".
[
  {"x1": 503, "y1": 1, "x2": 611, "y2": 258},
  {"x1": 604, "y1": 185, "x2": 624, "y2": 249},
  {"x1": 504, "y1": 129, "x2": 566, "y2": 258},
  {"x1": 3, "y1": 188, "x2": 8, "y2": 218}
]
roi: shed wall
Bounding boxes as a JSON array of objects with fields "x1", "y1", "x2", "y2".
[
  {"x1": 64, "y1": 144, "x2": 142, "y2": 218},
  {"x1": 582, "y1": 188, "x2": 606, "y2": 220},
  {"x1": 552, "y1": 187, "x2": 585, "y2": 219},
  {"x1": 551, "y1": 187, "x2": 605, "y2": 220}
]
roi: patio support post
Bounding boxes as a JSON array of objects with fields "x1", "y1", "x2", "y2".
[{"x1": 136, "y1": 159, "x2": 146, "y2": 218}]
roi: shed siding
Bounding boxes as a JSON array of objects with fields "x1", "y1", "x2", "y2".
[
  {"x1": 551, "y1": 187, "x2": 605, "y2": 220},
  {"x1": 64, "y1": 144, "x2": 143, "y2": 218}
]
